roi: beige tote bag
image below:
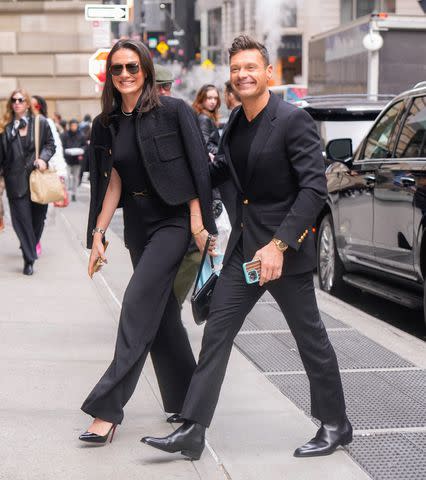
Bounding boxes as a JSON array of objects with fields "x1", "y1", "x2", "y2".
[{"x1": 29, "y1": 115, "x2": 64, "y2": 204}]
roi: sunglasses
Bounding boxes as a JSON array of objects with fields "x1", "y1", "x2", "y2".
[
  {"x1": 109, "y1": 62, "x2": 140, "y2": 76},
  {"x1": 157, "y1": 83, "x2": 172, "y2": 92},
  {"x1": 11, "y1": 97, "x2": 25, "y2": 104}
]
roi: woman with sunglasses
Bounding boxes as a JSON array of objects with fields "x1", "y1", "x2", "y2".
[
  {"x1": 79, "y1": 39, "x2": 216, "y2": 445},
  {"x1": 0, "y1": 89, "x2": 55, "y2": 275}
]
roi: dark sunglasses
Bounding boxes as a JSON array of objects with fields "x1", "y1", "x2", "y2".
[
  {"x1": 157, "y1": 82, "x2": 172, "y2": 92},
  {"x1": 11, "y1": 97, "x2": 25, "y2": 104},
  {"x1": 109, "y1": 62, "x2": 140, "y2": 76}
]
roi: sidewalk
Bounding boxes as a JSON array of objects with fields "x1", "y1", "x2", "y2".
[{"x1": 0, "y1": 199, "x2": 403, "y2": 480}]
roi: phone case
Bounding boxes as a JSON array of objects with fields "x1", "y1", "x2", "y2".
[
  {"x1": 93, "y1": 241, "x2": 109, "y2": 275},
  {"x1": 242, "y1": 259, "x2": 261, "y2": 284}
]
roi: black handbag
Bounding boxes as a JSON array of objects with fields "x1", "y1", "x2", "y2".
[{"x1": 191, "y1": 235, "x2": 218, "y2": 325}]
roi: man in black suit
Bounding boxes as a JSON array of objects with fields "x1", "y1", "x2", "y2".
[{"x1": 142, "y1": 35, "x2": 352, "y2": 460}]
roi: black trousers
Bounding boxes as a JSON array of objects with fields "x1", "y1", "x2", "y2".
[
  {"x1": 81, "y1": 195, "x2": 197, "y2": 425},
  {"x1": 181, "y1": 242, "x2": 346, "y2": 428},
  {"x1": 8, "y1": 194, "x2": 48, "y2": 263}
]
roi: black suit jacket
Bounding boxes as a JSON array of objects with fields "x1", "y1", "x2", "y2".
[
  {"x1": 213, "y1": 92, "x2": 327, "y2": 276},
  {"x1": 87, "y1": 96, "x2": 216, "y2": 249},
  {"x1": 0, "y1": 115, "x2": 55, "y2": 199}
]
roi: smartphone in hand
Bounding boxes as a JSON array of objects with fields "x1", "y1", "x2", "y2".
[
  {"x1": 91, "y1": 241, "x2": 109, "y2": 277},
  {"x1": 242, "y1": 258, "x2": 261, "y2": 284}
]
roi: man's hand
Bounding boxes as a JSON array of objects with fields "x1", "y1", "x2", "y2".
[{"x1": 254, "y1": 241, "x2": 284, "y2": 286}]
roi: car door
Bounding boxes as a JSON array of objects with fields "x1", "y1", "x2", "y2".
[
  {"x1": 373, "y1": 95, "x2": 426, "y2": 279},
  {"x1": 337, "y1": 101, "x2": 404, "y2": 267}
]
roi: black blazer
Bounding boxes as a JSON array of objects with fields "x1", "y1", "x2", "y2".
[
  {"x1": 0, "y1": 115, "x2": 55, "y2": 199},
  {"x1": 212, "y1": 92, "x2": 327, "y2": 276},
  {"x1": 87, "y1": 96, "x2": 216, "y2": 249}
]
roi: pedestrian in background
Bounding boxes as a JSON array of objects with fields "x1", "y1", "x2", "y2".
[
  {"x1": 61, "y1": 119, "x2": 86, "y2": 202},
  {"x1": 224, "y1": 80, "x2": 241, "y2": 111},
  {"x1": 0, "y1": 174, "x2": 5, "y2": 232},
  {"x1": 78, "y1": 114, "x2": 92, "y2": 185},
  {"x1": 154, "y1": 64, "x2": 174, "y2": 97},
  {"x1": 192, "y1": 84, "x2": 221, "y2": 155},
  {"x1": 53, "y1": 112, "x2": 65, "y2": 135},
  {"x1": 0, "y1": 88, "x2": 55, "y2": 275},
  {"x1": 79, "y1": 39, "x2": 216, "y2": 445},
  {"x1": 31, "y1": 95, "x2": 67, "y2": 254}
]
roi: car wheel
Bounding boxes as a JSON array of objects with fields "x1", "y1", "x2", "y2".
[{"x1": 317, "y1": 214, "x2": 345, "y2": 294}]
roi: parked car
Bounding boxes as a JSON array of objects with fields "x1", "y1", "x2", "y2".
[
  {"x1": 295, "y1": 94, "x2": 394, "y2": 160},
  {"x1": 316, "y1": 82, "x2": 426, "y2": 325}
]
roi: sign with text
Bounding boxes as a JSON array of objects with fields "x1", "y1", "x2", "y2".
[{"x1": 85, "y1": 4, "x2": 129, "y2": 22}]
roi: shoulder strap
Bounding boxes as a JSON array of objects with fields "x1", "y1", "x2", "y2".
[
  {"x1": 34, "y1": 114, "x2": 40, "y2": 160},
  {"x1": 192, "y1": 235, "x2": 215, "y2": 295}
]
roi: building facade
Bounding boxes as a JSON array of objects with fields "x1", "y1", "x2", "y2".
[
  {"x1": 0, "y1": 0, "x2": 104, "y2": 120},
  {"x1": 196, "y1": 0, "x2": 424, "y2": 85}
]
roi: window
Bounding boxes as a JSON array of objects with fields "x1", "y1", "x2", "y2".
[
  {"x1": 341, "y1": 0, "x2": 395, "y2": 23},
  {"x1": 395, "y1": 97, "x2": 426, "y2": 159},
  {"x1": 363, "y1": 101, "x2": 403, "y2": 159}
]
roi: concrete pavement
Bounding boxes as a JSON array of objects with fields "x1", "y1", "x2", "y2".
[{"x1": 0, "y1": 197, "x2": 375, "y2": 480}]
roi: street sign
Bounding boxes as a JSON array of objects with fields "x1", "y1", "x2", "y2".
[
  {"x1": 85, "y1": 4, "x2": 129, "y2": 22},
  {"x1": 89, "y1": 48, "x2": 110, "y2": 85},
  {"x1": 167, "y1": 39, "x2": 180, "y2": 46},
  {"x1": 92, "y1": 21, "x2": 111, "y2": 48},
  {"x1": 156, "y1": 41, "x2": 169, "y2": 55},
  {"x1": 201, "y1": 59, "x2": 215, "y2": 70},
  {"x1": 148, "y1": 37, "x2": 158, "y2": 49}
]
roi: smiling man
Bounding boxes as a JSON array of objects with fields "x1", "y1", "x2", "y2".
[{"x1": 142, "y1": 35, "x2": 351, "y2": 461}]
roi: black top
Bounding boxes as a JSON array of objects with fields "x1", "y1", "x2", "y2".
[
  {"x1": 229, "y1": 107, "x2": 266, "y2": 189},
  {"x1": 113, "y1": 114, "x2": 149, "y2": 193}
]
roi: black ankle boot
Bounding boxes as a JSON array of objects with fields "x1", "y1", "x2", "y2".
[
  {"x1": 294, "y1": 417, "x2": 353, "y2": 457},
  {"x1": 23, "y1": 261, "x2": 33, "y2": 276},
  {"x1": 166, "y1": 413, "x2": 184, "y2": 424},
  {"x1": 141, "y1": 421, "x2": 205, "y2": 460}
]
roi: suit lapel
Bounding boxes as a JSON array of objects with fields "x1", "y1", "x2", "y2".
[
  {"x1": 244, "y1": 93, "x2": 279, "y2": 187},
  {"x1": 222, "y1": 107, "x2": 243, "y2": 192}
]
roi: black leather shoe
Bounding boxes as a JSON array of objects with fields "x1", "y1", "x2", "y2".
[
  {"x1": 294, "y1": 417, "x2": 353, "y2": 457},
  {"x1": 166, "y1": 413, "x2": 184, "y2": 424},
  {"x1": 141, "y1": 421, "x2": 205, "y2": 460},
  {"x1": 23, "y1": 262, "x2": 33, "y2": 276},
  {"x1": 79, "y1": 424, "x2": 117, "y2": 445}
]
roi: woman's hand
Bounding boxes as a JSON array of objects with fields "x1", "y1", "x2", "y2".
[
  {"x1": 34, "y1": 159, "x2": 47, "y2": 171},
  {"x1": 193, "y1": 228, "x2": 217, "y2": 257},
  {"x1": 88, "y1": 235, "x2": 108, "y2": 278}
]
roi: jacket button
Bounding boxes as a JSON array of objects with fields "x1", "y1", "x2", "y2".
[
  {"x1": 243, "y1": 199, "x2": 249, "y2": 205},
  {"x1": 240, "y1": 222, "x2": 244, "y2": 228},
  {"x1": 109, "y1": 149, "x2": 112, "y2": 155},
  {"x1": 104, "y1": 171, "x2": 108, "y2": 178}
]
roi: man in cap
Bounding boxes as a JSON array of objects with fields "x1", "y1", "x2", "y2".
[{"x1": 154, "y1": 64, "x2": 174, "y2": 97}]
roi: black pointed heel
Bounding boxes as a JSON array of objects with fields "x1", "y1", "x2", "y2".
[{"x1": 79, "y1": 424, "x2": 117, "y2": 445}]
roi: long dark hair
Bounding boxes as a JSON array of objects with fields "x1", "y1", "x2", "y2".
[
  {"x1": 100, "y1": 39, "x2": 160, "y2": 125},
  {"x1": 192, "y1": 84, "x2": 221, "y2": 125}
]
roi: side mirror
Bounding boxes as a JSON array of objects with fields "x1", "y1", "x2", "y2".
[{"x1": 326, "y1": 138, "x2": 353, "y2": 164}]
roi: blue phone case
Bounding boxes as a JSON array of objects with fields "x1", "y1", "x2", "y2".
[{"x1": 242, "y1": 260, "x2": 260, "y2": 284}]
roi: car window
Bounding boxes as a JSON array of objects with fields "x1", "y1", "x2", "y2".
[
  {"x1": 395, "y1": 96, "x2": 426, "y2": 159},
  {"x1": 363, "y1": 101, "x2": 404, "y2": 160}
]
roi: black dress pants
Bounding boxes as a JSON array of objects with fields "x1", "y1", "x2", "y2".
[
  {"x1": 81, "y1": 195, "x2": 197, "y2": 425},
  {"x1": 181, "y1": 242, "x2": 346, "y2": 428},
  {"x1": 8, "y1": 193, "x2": 48, "y2": 263}
]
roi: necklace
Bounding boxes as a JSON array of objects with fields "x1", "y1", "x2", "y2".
[{"x1": 121, "y1": 106, "x2": 133, "y2": 117}]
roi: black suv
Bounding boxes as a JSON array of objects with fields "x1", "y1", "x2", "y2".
[{"x1": 316, "y1": 82, "x2": 426, "y2": 324}]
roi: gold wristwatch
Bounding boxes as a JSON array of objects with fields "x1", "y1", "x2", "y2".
[{"x1": 272, "y1": 238, "x2": 288, "y2": 253}]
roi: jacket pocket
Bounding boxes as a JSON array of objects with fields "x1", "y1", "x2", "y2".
[{"x1": 154, "y1": 132, "x2": 184, "y2": 162}]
